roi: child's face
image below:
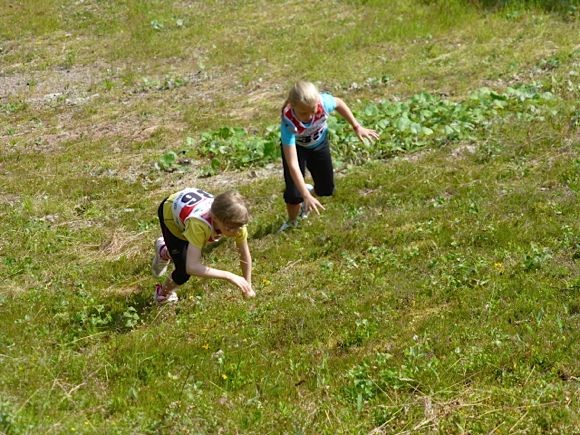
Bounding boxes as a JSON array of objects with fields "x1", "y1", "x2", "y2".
[
  {"x1": 213, "y1": 217, "x2": 243, "y2": 237},
  {"x1": 293, "y1": 102, "x2": 317, "y2": 123}
]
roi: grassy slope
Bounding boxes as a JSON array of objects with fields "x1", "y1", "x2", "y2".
[{"x1": 1, "y1": 0, "x2": 578, "y2": 432}]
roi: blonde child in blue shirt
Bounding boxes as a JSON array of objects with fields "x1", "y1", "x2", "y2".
[{"x1": 279, "y1": 80, "x2": 379, "y2": 231}]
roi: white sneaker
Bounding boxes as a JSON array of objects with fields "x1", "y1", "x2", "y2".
[
  {"x1": 151, "y1": 237, "x2": 170, "y2": 277},
  {"x1": 278, "y1": 220, "x2": 298, "y2": 233},
  {"x1": 154, "y1": 284, "x2": 178, "y2": 304},
  {"x1": 300, "y1": 184, "x2": 314, "y2": 219}
]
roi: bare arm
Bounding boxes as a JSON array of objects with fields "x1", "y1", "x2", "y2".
[
  {"x1": 282, "y1": 145, "x2": 325, "y2": 215},
  {"x1": 236, "y1": 238, "x2": 255, "y2": 297},
  {"x1": 335, "y1": 97, "x2": 379, "y2": 144},
  {"x1": 185, "y1": 243, "x2": 253, "y2": 297}
]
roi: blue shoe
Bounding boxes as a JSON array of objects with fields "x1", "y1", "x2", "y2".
[{"x1": 278, "y1": 220, "x2": 298, "y2": 233}]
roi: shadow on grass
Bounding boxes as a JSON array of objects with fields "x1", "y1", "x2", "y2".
[
  {"x1": 57, "y1": 235, "x2": 256, "y2": 345},
  {"x1": 251, "y1": 221, "x2": 282, "y2": 239},
  {"x1": 56, "y1": 285, "x2": 180, "y2": 347}
]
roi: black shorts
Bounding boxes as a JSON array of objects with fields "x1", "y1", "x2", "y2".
[{"x1": 281, "y1": 138, "x2": 335, "y2": 205}]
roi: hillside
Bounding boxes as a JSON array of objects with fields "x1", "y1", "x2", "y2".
[{"x1": 0, "y1": 1, "x2": 578, "y2": 432}]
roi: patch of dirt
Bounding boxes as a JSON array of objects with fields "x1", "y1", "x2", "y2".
[
  {"x1": 450, "y1": 143, "x2": 477, "y2": 159},
  {"x1": 0, "y1": 63, "x2": 107, "y2": 102},
  {"x1": 161, "y1": 163, "x2": 282, "y2": 194},
  {"x1": 0, "y1": 61, "x2": 252, "y2": 154}
]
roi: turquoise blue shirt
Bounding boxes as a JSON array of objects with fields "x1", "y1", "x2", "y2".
[{"x1": 281, "y1": 93, "x2": 336, "y2": 149}]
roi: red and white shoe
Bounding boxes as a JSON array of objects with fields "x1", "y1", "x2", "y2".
[
  {"x1": 151, "y1": 237, "x2": 170, "y2": 277},
  {"x1": 154, "y1": 284, "x2": 178, "y2": 304}
]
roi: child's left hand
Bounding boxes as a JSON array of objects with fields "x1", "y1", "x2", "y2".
[
  {"x1": 243, "y1": 287, "x2": 256, "y2": 298},
  {"x1": 355, "y1": 125, "x2": 380, "y2": 144}
]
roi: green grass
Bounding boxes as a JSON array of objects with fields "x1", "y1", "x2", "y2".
[{"x1": 1, "y1": 0, "x2": 578, "y2": 432}]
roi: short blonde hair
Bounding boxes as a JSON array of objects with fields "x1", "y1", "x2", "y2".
[
  {"x1": 287, "y1": 80, "x2": 320, "y2": 108},
  {"x1": 211, "y1": 191, "x2": 249, "y2": 227}
]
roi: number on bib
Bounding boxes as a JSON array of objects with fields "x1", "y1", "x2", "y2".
[{"x1": 180, "y1": 189, "x2": 212, "y2": 206}]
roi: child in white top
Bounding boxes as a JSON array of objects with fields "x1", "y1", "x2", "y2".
[{"x1": 151, "y1": 188, "x2": 255, "y2": 303}]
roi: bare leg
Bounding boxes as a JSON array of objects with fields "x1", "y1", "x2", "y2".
[{"x1": 286, "y1": 203, "x2": 301, "y2": 222}]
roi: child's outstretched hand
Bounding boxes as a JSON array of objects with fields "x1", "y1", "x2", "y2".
[
  {"x1": 303, "y1": 193, "x2": 325, "y2": 216},
  {"x1": 355, "y1": 125, "x2": 380, "y2": 145}
]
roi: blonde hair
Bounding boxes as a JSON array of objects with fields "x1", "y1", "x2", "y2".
[
  {"x1": 283, "y1": 80, "x2": 320, "y2": 109},
  {"x1": 211, "y1": 191, "x2": 249, "y2": 226}
]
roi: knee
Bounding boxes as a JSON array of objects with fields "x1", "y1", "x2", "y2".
[
  {"x1": 171, "y1": 271, "x2": 190, "y2": 286},
  {"x1": 314, "y1": 185, "x2": 334, "y2": 197},
  {"x1": 283, "y1": 191, "x2": 303, "y2": 205}
]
